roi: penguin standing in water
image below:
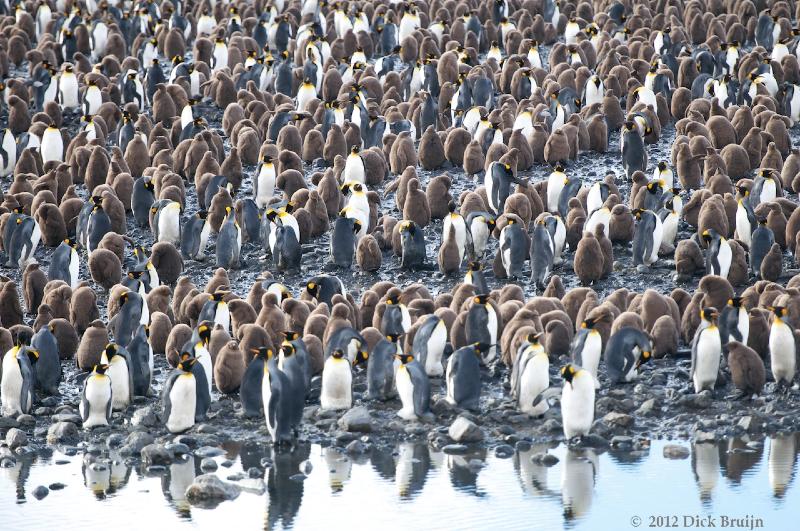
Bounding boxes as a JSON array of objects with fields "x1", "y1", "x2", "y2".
[
  {"x1": 604, "y1": 327, "x2": 652, "y2": 384},
  {"x1": 395, "y1": 353, "x2": 432, "y2": 421},
  {"x1": 181, "y1": 211, "x2": 210, "y2": 260},
  {"x1": 464, "y1": 261, "x2": 489, "y2": 295},
  {"x1": 262, "y1": 353, "x2": 294, "y2": 444},
  {"x1": 80, "y1": 364, "x2": 112, "y2": 428},
  {"x1": 412, "y1": 315, "x2": 448, "y2": 377},
  {"x1": 217, "y1": 207, "x2": 242, "y2": 269},
  {"x1": 516, "y1": 334, "x2": 551, "y2": 416},
  {"x1": 0, "y1": 337, "x2": 38, "y2": 416},
  {"x1": 466, "y1": 295, "x2": 498, "y2": 365},
  {"x1": 241, "y1": 347, "x2": 272, "y2": 418},
  {"x1": 719, "y1": 297, "x2": 749, "y2": 347},
  {"x1": 32, "y1": 324, "x2": 61, "y2": 396},
  {"x1": 768, "y1": 306, "x2": 796, "y2": 390},
  {"x1": 399, "y1": 220, "x2": 427, "y2": 269},
  {"x1": 691, "y1": 308, "x2": 722, "y2": 393},
  {"x1": 445, "y1": 344, "x2": 483, "y2": 411},
  {"x1": 382, "y1": 294, "x2": 411, "y2": 336},
  {"x1": 632, "y1": 209, "x2": 662, "y2": 268},
  {"x1": 749, "y1": 219, "x2": 775, "y2": 278},
  {"x1": 530, "y1": 218, "x2": 554, "y2": 291},
  {"x1": 465, "y1": 212, "x2": 495, "y2": 260},
  {"x1": 560, "y1": 364, "x2": 595, "y2": 440},
  {"x1": 486, "y1": 161, "x2": 523, "y2": 213},
  {"x1": 101, "y1": 343, "x2": 133, "y2": 411},
  {"x1": 499, "y1": 218, "x2": 528, "y2": 279},
  {"x1": 702, "y1": 229, "x2": 732, "y2": 279},
  {"x1": 621, "y1": 121, "x2": 647, "y2": 178},
  {"x1": 162, "y1": 357, "x2": 210, "y2": 433},
  {"x1": 7, "y1": 215, "x2": 42, "y2": 268},
  {"x1": 367, "y1": 334, "x2": 401, "y2": 401},
  {"x1": 571, "y1": 317, "x2": 603, "y2": 388},
  {"x1": 321, "y1": 349, "x2": 363, "y2": 410},
  {"x1": 49, "y1": 238, "x2": 80, "y2": 289}
]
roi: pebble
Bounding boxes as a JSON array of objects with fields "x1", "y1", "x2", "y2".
[
  {"x1": 663, "y1": 444, "x2": 690, "y2": 459},
  {"x1": 515, "y1": 440, "x2": 532, "y2": 452},
  {"x1": 49, "y1": 483, "x2": 65, "y2": 490},
  {"x1": 165, "y1": 443, "x2": 191, "y2": 456},
  {"x1": 448, "y1": 417, "x2": 484, "y2": 443},
  {"x1": 5, "y1": 428, "x2": 27, "y2": 449},
  {"x1": 289, "y1": 473, "x2": 306, "y2": 482},
  {"x1": 299, "y1": 460, "x2": 313, "y2": 475},
  {"x1": 195, "y1": 446, "x2": 225, "y2": 458},
  {"x1": 611, "y1": 435, "x2": 634, "y2": 449},
  {"x1": 338, "y1": 407, "x2": 373, "y2": 433},
  {"x1": 220, "y1": 460, "x2": 234, "y2": 468},
  {"x1": 16, "y1": 414, "x2": 35, "y2": 426},
  {"x1": 47, "y1": 422, "x2": 78, "y2": 444},
  {"x1": 247, "y1": 467, "x2": 262, "y2": 479},
  {"x1": 40, "y1": 397, "x2": 58, "y2": 407},
  {"x1": 442, "y1": 444, "x2": 469, "y2": 455},
  {"x1": 345, "y1": 440, "x2": 366, "y2": 455},
  {"x1": 227, "y1": 473, "x2": 246, "y2": 481},
  {"x1": 185, "y1": 474, "x2": 241, "y2": 508},
  {"x1": 32, "y1": 486, "x2": 49, "y2": 500},
  {"x1": 0, "y1": 416, "x2": 20, "y2": 429},
  {"x1": 131, "y1": 406, "x2": 158, "y2": 427},
  {"x1": 494, "y1": 444, "x2": 514, "y2": 459},
  {"x1": 200, "y1": 458, "x2": 218, "y2": 472}
]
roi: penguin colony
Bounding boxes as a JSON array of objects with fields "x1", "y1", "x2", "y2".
[{"x1": 1, "y1": 0, "x2": 800, "y2": 449}]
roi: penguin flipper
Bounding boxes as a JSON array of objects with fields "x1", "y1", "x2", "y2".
[
  {"x1": 689, "y1": 331, "x2": 700, "y2": 379},
  {"x1": 161, "y1": 371, "x2": 180, "y2": 421},
  {"x1": 105, "y1": 382, "x2": 113, "y2": 423},
  {"x1": 80, "y1": 378, "x2": 91, "y2": 422},
  {"x1": 194, "y1": 366, "x2": 211, "y2": 421},
  {"x1": 19, "y1": 360, "x2": 34, "y2": 413},
  {"x1": 268, "y1": 383, "x2": 280, "y2": 434}
]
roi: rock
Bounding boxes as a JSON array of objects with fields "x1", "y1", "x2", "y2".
[
  {"x1": 165, "y1": 442, "x2": 191, "y2": 456},
  {"x1": 694, "y1": 430, "x2": 716, "y2": 443},
  {"x1": 5, "y1": 428, "x2": 27, "y2": 449},
  {"x1": 603, "y1": 412, "x2": 634, "y2": 428},
  {"x1": 49, "y1": 482, "x2": 65, "y2": 490},
  {"x1": 106, "y1": 433, "x2": 126, "y2": 447},
  {"x1": 515, "y1": 440, "x2": 532, "y2": 452},
  {"x1": 0, "y1": 416, "x2": 20, "y2": 429},
  {"x1": 663, "y1": 444, "x2": 690, "y2": 459},
  {"x1": 16, "y1": 414, "x2": 34, "y2": 425},
  {"x1": 51, "y1": 412, "x2": 82, "y2": 424},
  {"x1": 200, "y1": 458, "x2": 218, "y2": 472},
  {"x1": 46, "y1": 422, "x2": 78, "y2": 444},
  {"x1": 737, "y1": 416, "x2": 762, "y2": 433},
  {"x1": 442, "y1": 444, "x2": 469, "y2": 454},
  {"x1": 141, "y1": 444, "x2": 173, "y2": 466},
  {"x1": 32, "y1": 486, "x2": 49, "y2": 500},
  {"x1": 195, "y1": 446, "x2": 225, "y2": 458},
  {"x1": 611, "y1": 435, "x2": 634, "y2": 448},
  {"x1": 448, "y1": 416, "x2": 484, "y2": 442},
  {"x1": 299, "y1": 460, "x2": 313, "y2": 475},
  {"x1": 494, "y1": 444, "x2": 514, "y2": 458},
  {"x1": 132, "y1": 406, "x2": 158, "y2": 427},
  {"x1": 679, "y1": 393, "x2": 711, "y2": 409},
  {"x1": 338, "y1": 406, "x2": 373, "y2": 433},
  {"x1": 122, "y1": 432, "x2": 155, "y2": 454},
  {"x1": 289, "y1": 473, "x2": 306, "y2": 481},
  {"x1": 542, "y1": 419, "x2": 562, "y2": 432},
  {"x1": 345, "y1": 440, "x2": 366, "y2": 455},
  {"x1": 579, "y1": 434, "x2": 610, "y2": 448},
  {"x1": 532, "y1": 453, "x2": 560, "y2": 466},
  {"x1": 636, "y1": 398, "x2": 657, "y2": 416},
  {"x1": 247, "y1": 467, "x2": 262, "y2": 478},
  {"x1": 185, "y1": 474, "x2": 241, "y2": 508}
]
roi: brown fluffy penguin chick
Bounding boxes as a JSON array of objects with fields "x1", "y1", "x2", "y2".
[
  {"x1": 151, "y1": 242, "x2": 184, "y2": 285},
  {"x1": 402, "y1": 178, "x2": 431, "y2": 228},
  {"x1": 760, "y1": 243, "x2": 783, "y2": 281},
  {"x1": 418, "y1": 126, "x2": 445, "y2": 170},
  {"x1": 674, "y1": 239, "x2": 704, "y2": 280},
  {"x1": 165, "y1": 324, "x2": 193, "y2": 367},
  {"x1": 0, "y1": 282, "x2": 24, "y2": 327},
  {"x1": 50, "y1": 318, "x2": 79, "y2": 360},
  {"x1": 727, "y1": 340, "x2": 766, "y2": 396},
  {"x1": 426, "y1": 175, "x2": 453, "y2": 219},
  {"x1": 357, "y1": 235, "x2": 382, "y2": 272},
  {"x1": 22, "y1": 263, "x2": 47, "y2": 314},
  {"x1": 574, "y1": 231, "x2": 604, "y2": 285},
  {"x1": 70, "y1": 285, "x2": 100, "y2": 335},
  {"x1": 214, "y1": 340, "x2": 246, "y2": 394},
  {"x1": 76, "y1": 320, "x2": 109, "y2": 370},
  {"x1": 438, "y1": 228, "x2": 461, "y2": 275},
  {"x1": 389, "y1": 131, "x2": 417, "y2": 174},
  {"x1": 88, "y1": 249, "x2": 122, "y2": 290},
  {"x1": 148, "y1": 312, "x2": 171, "y2": 355},
  {"x1": 544, "y1": 128, "x2": 571, "y2": 165}
]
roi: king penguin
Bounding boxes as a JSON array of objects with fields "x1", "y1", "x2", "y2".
[
  {"x1": 691, "y1": 308, "x2": 722, "y2": 393},
  {"x1": 199, "y1": 293, "x2": 230, "y2": 333},
  {"x1": 570, "y1": 317, "x2": 603, "y2": 388},
  {"x1": 395, "y1": 353, "x2": 432, "y2": 421},
  {"x1": 445, "y1": 344, "x2": 483, "y2": 411},
  {"x1": 241, "y1": 347, "x2": 271, "y2": 418},
  {"x1": 719, "y1": 297, "x2": 749, "y2": 347},
  {"x1": 632, "y1": 209, "x2": 662, "y2": 268},
  {"x1": 464, "y1": 260, "x2": 489, "y2": 295},
  {"x1": 531, "y1": 218, "x2": 554, "y2": 291},
  {"x1": 7, "y1": 215, "x2": 42, "y2": 268},
  {"x1": 465, "y1": 212, "x2": 496, "y2": 260},
  {"x1": 486, "y1": 161, "x2": 522, "y2": 214},
  {"x1": 412, "y1": 315, "x2": 448, "y2": 377},
  {"x1": 162, "y1": 357, "x2": 210, "y2": 433},
  {"x1": 560, "y1": 364, "x2": 596, "y2": 440},
  {"x1": 381, "y1": 294, "x2": 411, "y2": 336},
  {"x1": 768, "y1": 306, "x2": 796, "y2": 390},
  {"x1": 367, "y1": 334, "x2": 400, "y2": 401},
  {"x1": 101, "y1": 343, "x2": 133, "y2": 411},
  {"x1": 32, "y1": 323, "x2": 61, "y2": 396},
  {"x1": 80, "y1": 363, "x2": 112, "y2": 428},
  {"x1": 0, "y1": 337, "x2": 38, "y2": 416},
  {"x1": 261, "y1": 353, "x2": 294, "y2": 444},
  {"x1": 216, "y1": 207, "x2": 242, "y2": 269},
  {"x1": 515, "y1": 334, "x2": 551, "y2": 416},
  {"x1": 499, "y1": 218, "x2": 528, "y2": 279},
  {"x1": 321, "y1": 348, "x2": 362, "y2": 410},
  {"x1": 750, "y1": 219, "x2": 775, "y2": 278},
  {"x1": 702, "y1": 229, "x2": 732, "y2": 279},
  {"x1": 604, "y1": 327, "x2": 652, "y2": 384},
  {"x1": 181, "y1": 211, "x2": 211, "y2": 260}
]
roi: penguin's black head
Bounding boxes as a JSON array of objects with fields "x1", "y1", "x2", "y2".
[
  {"x1": 527, "y1": 332, "x2": 542, "y2": 344},
  {"x1": 351, "y1": 145, "x2": 360, "y2": 154},
  {"x1": 178, "y1": 357, "x2": 197, "y2": 372},
  {"x1": 306, "y1": 281, "x2": 319, "y2": 297},
  {"x1": 581, "y1": 317, "x2": 597, "y2": 329},
  {"x1": 561, "y1": 364, "x2": 577, "y2": 384},
  {"x1": 399, "y1": 220, "x2": 416, "y2": 234},
  {"x1": 211, "y1": 292, "x2": 225, "y2": 302},
  {"x1": 635, "y1": 349, "x2": 652, "y2": 370},
  {"x1": 728, "y1": 297, "x2": 743, "y2": 308},
  {"x1": 252, "y1": 347, "x2": 273, "y2": 360},
  {"x1": 658, "y1": 161, "x2": 667, "y2": 171},
  {"x1": 701, "y1": 229, "x2": 714, "y2": 242},
  {"x1": 386, "y1": 294, "x2": 399, "y2": 305},
  {"x1": 769, "y1": 306, "x2": 788, "y2": 319},
  {"x1": 283, "y1": 201, "x2": 295, "y2": 214},
  {"x1": 64, "y1": 237, "x2": 77, "y2": 248},
  {"x1": 197, "y1": 323, "x2": 211, "y2": 343},
  {"x1": 353, "y1": 349, "x2": 369, "y2": 366},
  {"x1": 396, "y1": 353, "x2": 414, "y2": 364},
  {"x1": 700, "y1": 307, "x2": 718, "y2": 322},
  {"x1": 386, "y1": 333, "x2": 401, "y2": 343},
  {"x1": 91, "y1": 195, "x2": 103, "y2": 206},
  {"x1": 467, "y1": 261, "x2": 482, "y2": 272},
  {"x1": 736, "y1": 184, "x2": 750, "y2": 197},
  {"x1": 646, "y1": 181, "x2": 663, "y2": 193},
  {"x1": 284, "y1": 331, "x2": 300, "y2": 342},
  {"x1": 281, "y1": 343, "x2": 296, "y2": 357},
  {"x1": 631, "y1": 208, "x2": 644, "y2": 220},
  {"x1": 473, "y1": 294, "x2": 490, "y2": 305},
  {"x1": 94, "y1": 363, "x2": 110, "y2": 375},
  {"x1": 119, "y1": 290, "x2": 130, "y2": 304},
  {"x1": 105, "y1": 343, "x2": 118, "y2": 357},
  {"x1": 332, "y1": 348, "x2": 346, "y2": 360},
  {"x1": 15, "y1": 329, "x2": 33, "y2": 347}
]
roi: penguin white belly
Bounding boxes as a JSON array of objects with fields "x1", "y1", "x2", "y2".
[
  {"x1": 346, "y1": 193, "x2": 370, "y2": 217},
  {"x1": 1, "y1": 131, "x2": 17, "y2": 176},
  {"x1": 790, "y1": 88, "x2": 800, "y2": 124},
  {"x1": 737, "y1": 308, "x2": 750, "y2": 345},
  {"x1": 409, "y1": 69, "x2": 424, "y2": 101},
  {"x1": 424, "y1": 321, "x2": 447, "y2": 377},
  {"x1": 584, "y1": 83, "x2": 603, "y2": 108},
  {"x1": 486, "y1": 306, "x2": 498, "y2": 363},
  {"x1": 320, "y1": 358, "x2": 352, "y2": 410},
  {"x1": 623, "y1": 347, "x2": 642, "y2": 382},
  {"x1": 59, "y1": 76, "x2": 79, "y2": 109},
  {"x1": 68, "y1": 248, "x2": 79, "y2": 290},
  {"x1": 717, "y1": 239, "x2": 732, "y2": 278},
  {"x1": 40, "y1": 129, "x2": 63, "y2": 163},
  {"x1": 585, "y1": 209, "x2": 611, "y2": 238},
  {"x1": 528, "y1": 49, "x2": 542, "y2": 69},
  {"x1": 190, "y1": 72, "x2": 201, "y2": 97},
  {"x1": 400, "y1": 305, "x2": 411, "y2": 333},
  {"x1": 214, "y1": 302, "x2": 230, "y2": 332},
  {"x1": 484, "y1": 171, "x2": 497, "y2": 213},
  {"x1": 344, "y1": 155, "x2": 365, "y2": 183},
  {"x1": 500, "y1": 228, "x2": 511, "y2": 273},
  {"x1": 256, "y1": 166, "x2": 276, "y2": 207},
  {"x1": 693, "y1": 328, "x2": 721, "y2": 393},
  {"x1": 395, "y1": 365, "x2": 417, "y2": 420},
  {"x1": 81, "y1": 376, "x2": 111, "y2": 427},
  {"x1": 445, "y1": 355, "x2": 456, "y2": 404},
  {"x1": 158, "y1": 208, "x2": 181, "y2": 245},
  {"x1": 146, "y1": 264, "x2": 160, "y2": 289},
  {"x1": 167, "y1": 375, "x2": 197, "y2": 433},
  {"x1": 761, "y1": 179, "x2": 777, "y2": 204},
  {"x1": 108, "y1": 357, "x2": 131, "y2": 410},
  {"x1": 296, "y1": 85, "x2": 316, "y2": 111},
  {"x1": 582, "y1": 332, "x2": 602, "y2": 388},
  {"x1": 20, "y1": 220, "x2": 42, "y2": 266},
  {"x1": 519, "y1": 354, "x2": 549, "y2": 416},
  {"x1": 552, "y1": 217, "x2": 566, "y2": 263},
  {"x1": 212, "y1": 48, "x2": 228, "y2": 72},
  {"x1": 735, "y1": 205, "x2": 752, "y2": 247},
  {"x1": 199, "y1": 221, "x2": 211, "y2": 257},
  {"x1": 196, "y1": 348, "x2": 213, "y2": 395},
  {"x1": 561, "y1": 372, "x2": 595, "y2": 439},
  {"x1": 512, "y1": 114, "x2": 533, "y2": 136},
  {"x1": 726, "y1": 49, "x2": 738, "y2": 72},
  {"x1": 471, "y1": 219, "x2": 490, "y2": 257},
  {"x1": 0, "y1": 353, "x2": 24, "y2": 415},
  {"x1": 552, "y1": 105, "x2": 565, "y2": 130},
  {"x1": 92, "y1": 26, "x2": 108, "y2": 59},
  {"x1": 769, "y1": 323, "x2": 796, "y2": 384},
  {"x1": 444, "y1": 215, "x2": 467, "y2": 262},
  {"x1": 661, "y1": 213, "x2": 678, "y2": 250}
]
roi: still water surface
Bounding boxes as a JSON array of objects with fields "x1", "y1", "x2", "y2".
[{"x1": 1, "y1": 436, "x2": 798, "y2": 530}]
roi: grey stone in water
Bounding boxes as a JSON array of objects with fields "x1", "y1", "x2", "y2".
[
  {"x1": 125, "y1": 431, "x2": 155, "y2": 453},
  {"x1": 442, "y1": 444, "x2": 469, "y2": 454},
  {"x1": 494, "y1": 444, "x2": 514, "y2": 458},
  {"x1": 195, "y1": 446, "x2": 225, "y2": 458},
  {"x1": 532, "y1": 453, "x2": 560, "y2": 466},
  {"x1": 611, "y1": 435, "x2": 634, "y2": 448},
  {"x1": 200, "y1": 458, "x2": 218, "y2": 472},
  {"x1": 165, "y1": 443, "x2": 191, "y2": 456},
  {"x1": 603, "y1": 412, "x2": 634, "y2": 428},
  {"x1": 247, "y1": 467, "x2": 262, "y2": 479},
  {"x1": 345, "y1": 440, "x2": 366, "y2": 455},
  {"x1": 47, "y1": 422, "x2": 78, "y2": 444},
  {"x1": 132, "y1": 406, "x2": 158, "y2": 427},
  {"x1": 220, "y1": 460, "x2": 234, "y2": 468},
  {"x1": 5, "y1": 428, "x2": 27, "y2": 449},
  {"x1": 299, "y1": 460, "x2": 313, "y2": 475},
  {"x1": 141, "y1": 444, "x2": 173, "y2": 466},
  {"x1": 737, "y1": 416, "x2": 762, "y2": 433},
  {"x1": 515, "y1": 440, "x2": 532, "y2": 452},
  {"x1": 580, "y1": 434, "x2": 610, "y2": 448},
  {"x1": 185, "y1": 474, "x2": 241, "y2": 508},
  {"x1": 663, "y1": 444, "x2": 690, "y2": 459},
  {"x1": 147, "y1": 465, "x2": 166, "y2": 473},
  {"x1": 448, "y1": 416, "x2": 484, "y2": 443},
  {"x1": 175, "y1": 435, "x2": 198, "y2": 448},
  {"x1": 32, "y1": 486, "x2": 49, "y2": 500},
  {"x1": 227, "y1": 473, "x2": 246, "y2": 481},
  {"x1": 338, "y1": 406, "x2": 373, "y2": 433},
  {"x1": 106, "y1": 433, "x2": 125, "y2": 447}
]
